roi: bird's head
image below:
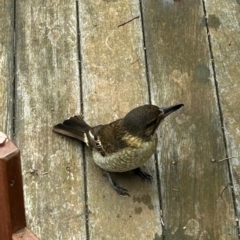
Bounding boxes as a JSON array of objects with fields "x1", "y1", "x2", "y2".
[{"x1": 122, "y1": 104, "x2": 184, "y2": 140}]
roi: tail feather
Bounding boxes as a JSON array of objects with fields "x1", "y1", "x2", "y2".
[
  {"x1": 53, "y1": 115, "x2": 91, "y2": 144},
  {"x1": 63, "y1": 115, "x2": 90, "y2": 129}
]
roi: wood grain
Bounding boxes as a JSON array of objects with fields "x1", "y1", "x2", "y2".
[
  {"x1": 1, "y1": 0, "x2": 239, "y2": 238},
  {"x1": 15, "y1": 1, "x2": 86, "y2": 239},
  {"x1": 0, "y1": 0, "x2": 14, "y2": 136},
  {"x1": 79, "y1": 0, "x2": 162, "y2": 239},
  {"x1": 142, "y1": 0, "x2": 238, "y2": 239},
  {"x1": 205, "y1": 0, "x2": 240, "y2": 218}
]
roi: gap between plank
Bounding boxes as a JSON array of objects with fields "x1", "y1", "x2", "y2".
[
  {"x1": 12, "y1": 0, "x2": 17, "y2": 140},
  {"x1": 139, "y1": 0, "x2": 152, "y2": 105},
  {"x1": 76, "y1": 1, "x2": 90, "y2": 239},
  {"x1": 201, "y1": 0, "x2": 240, "y2": 238},
  {"x1": 139, "y1": 1, "x2": 166, "y2": 238}
]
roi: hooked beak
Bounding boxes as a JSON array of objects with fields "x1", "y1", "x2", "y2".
[{"x1": 160, "y1": 103, "x2": 184, "y2": 118}]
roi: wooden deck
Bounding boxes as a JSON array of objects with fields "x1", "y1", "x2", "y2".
[{"x1": 1, "y1": 0, "x2": 240, "y2": 239}]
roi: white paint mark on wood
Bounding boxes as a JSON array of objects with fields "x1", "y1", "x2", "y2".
[
  {"x1": 199, "y1": 230, "x2": 210, "y2": 240},
  {"x1": 184, "y1": 219, "x2": 200, "y2": 237}
]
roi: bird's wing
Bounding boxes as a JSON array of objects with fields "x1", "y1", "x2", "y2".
[{"x1": 87, "y1": 119, "x2": 128, "y2": 156}]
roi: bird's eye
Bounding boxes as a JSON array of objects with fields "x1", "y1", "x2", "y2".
[
  {"x1": 151, "y1": 119, "x2": 158, "y2": 125},
  {"x1": 145, "y1": 118, "x2": 159, "y2": 128}
]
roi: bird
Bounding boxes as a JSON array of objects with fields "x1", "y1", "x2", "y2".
[{"x1": 53, "y1": 103, "x2": 184, "y2": 196}]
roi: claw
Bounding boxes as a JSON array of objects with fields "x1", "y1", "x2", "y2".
[
  {"x1": 107, "y1": 172, "x2": 130, "y2": 197},
  {"x1": 133, "y1": 168, "x2": 152, "y2": 183}
]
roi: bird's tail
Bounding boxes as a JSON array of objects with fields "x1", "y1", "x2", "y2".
[{"x1": 53, "y1": 115, "x2": 91, "y2": 144}]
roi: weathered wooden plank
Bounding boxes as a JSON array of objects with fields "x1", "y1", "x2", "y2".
[
  {"x1": 205, "y1": 0, "x2": 240, "y2": 218},
  {"x1": 0, "y1": 0, "x2": 14, "y2": 136},
  {"x1": 142, "y1": 0, "x2": 238, "y2": 239},
  {"x1": 79, "y1": 0, "x2": 162, "y2": 239},
  {"x1": 15, "y1": 1, "x2": 86, "y2": 239}
]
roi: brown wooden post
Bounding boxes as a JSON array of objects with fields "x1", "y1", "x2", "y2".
[{"x1": 0, "y1": 132, "x2": 40, "y2": 240}]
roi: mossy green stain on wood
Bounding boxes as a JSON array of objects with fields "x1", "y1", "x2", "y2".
[
  {"x1": 133, "y1": 194, "x2": 154, "y2": 210},
  {"x1": 208, "y1": 14, "x2": 221, "y2": 29}
]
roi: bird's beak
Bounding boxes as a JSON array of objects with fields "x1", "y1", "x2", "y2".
[{"x1": 160, "y1": 103, "x2": 184, "y2": 118}]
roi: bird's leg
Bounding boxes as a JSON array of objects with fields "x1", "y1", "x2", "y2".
[
  {"x1": 133, "y1": 167, "x2": 152, "y2": 183},
  {"x1": 107, "y1": 172, "x2": 130, "y2": 197}
]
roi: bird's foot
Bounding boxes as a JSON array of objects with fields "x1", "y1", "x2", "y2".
[
  {"x1": 133, "y1": 167, "x2": 152, "y2": 183},
  {"x1": 107, "y1": 172, "x2": 130, "y2": 197}
]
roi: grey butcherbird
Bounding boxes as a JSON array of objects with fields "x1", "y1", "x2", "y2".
[{"x1": 53, "y1": 103, "x2": 184, "y2": 196}]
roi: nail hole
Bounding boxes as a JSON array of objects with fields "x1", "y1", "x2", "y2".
[
  {"x1": 10, "y1": 180, "x2": 15, "y2": 186},
  {"x1": 66, "y1": 166, "x2": 71, "y2": 172}
]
